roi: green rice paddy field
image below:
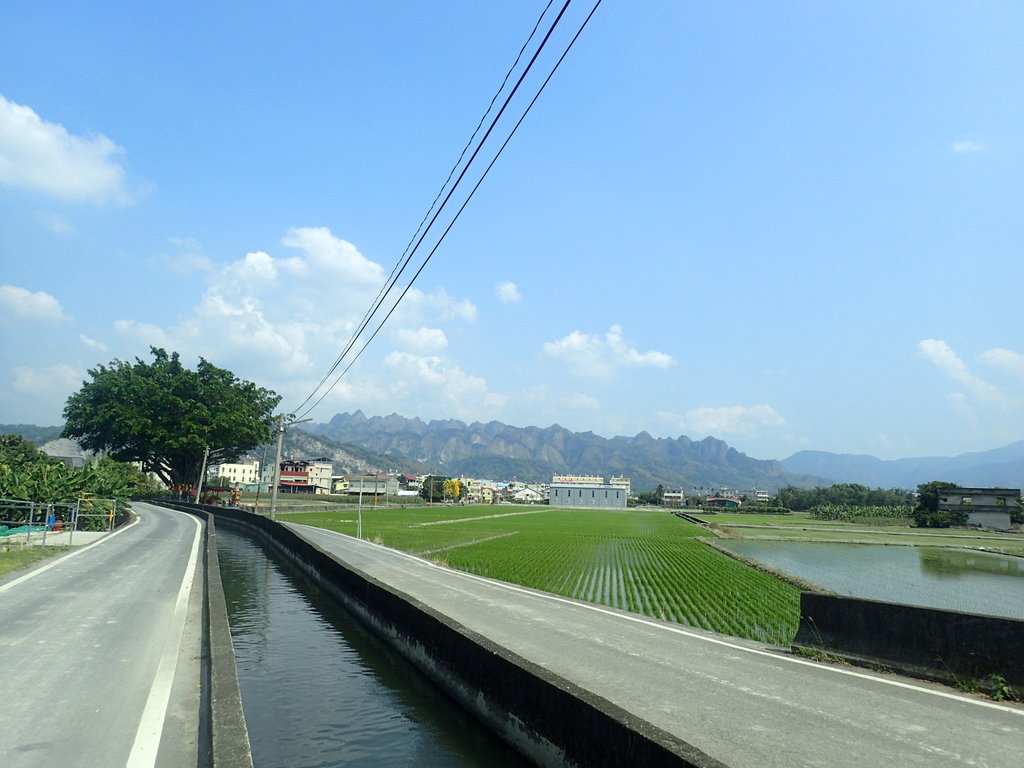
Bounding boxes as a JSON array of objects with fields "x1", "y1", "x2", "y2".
[{"x1": 289, "y1": 505, "x2": 801, "y2": 645}]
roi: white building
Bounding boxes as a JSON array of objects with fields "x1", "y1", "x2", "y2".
[
  {"x1": 552, "y1": 474, "x2": 604, "y2": 485},
  {"x1": 209, "y1": 460, "x2": 260, "y2": 486},
  {"x1": 662, "y1": 489, "x2": 686, "y2": 507},
  {"x1": 510, "y1": 483, "x2": 547, "y2": 504}
]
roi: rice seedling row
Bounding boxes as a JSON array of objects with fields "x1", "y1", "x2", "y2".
[{"x1": 290, "y1": 505, "x2": 800, "y2": 644}]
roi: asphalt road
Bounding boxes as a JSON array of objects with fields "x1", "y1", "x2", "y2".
[
  {"x1": 290, "y1": 522, "x2": 1024, "y2": 768},
  {"x1": 0, "y1": 503, "x2": 203, "y2": 768}
]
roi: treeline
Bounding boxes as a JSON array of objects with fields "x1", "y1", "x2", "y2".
[{"x1": 776, "y1": 483, "x2": 914, "y2": 512}]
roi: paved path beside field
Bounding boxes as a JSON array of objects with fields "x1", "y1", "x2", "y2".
[{"x1": 288, "y1": 522, "x2": 1024, "y2": 768}]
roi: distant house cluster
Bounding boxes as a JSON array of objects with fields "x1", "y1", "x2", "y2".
[{"x1": 204, "y1": 456, "x2": 786, "y2": 514}]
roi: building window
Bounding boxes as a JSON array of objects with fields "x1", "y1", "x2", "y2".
[
  {"x1": 960, "y1": 497, "x2": 972, "y2": 506},
  {"x1": 996, "y1": 497, "x2": 1006, "y2": 506}
]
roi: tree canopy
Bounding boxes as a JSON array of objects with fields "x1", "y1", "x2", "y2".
[
  {"x1": 62, "y1": 348, "x2": 280, "y2": 488},
  {"x1": 912, "y1": 480, "x2": 963, "y2": 528},
  {"x1": 776, "y1": 483, "x2": 914, "y2": 511},
  {"x1": 419, "y1": 475, "x2": 451, "y2": 502}
]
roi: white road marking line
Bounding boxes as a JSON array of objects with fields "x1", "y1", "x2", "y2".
[
  {"x1": 0, "y1": 516, "x2": 140, "y2": 593},
  {"x1": 126, "y1": 511, "x2": 202, "y2": 768}
]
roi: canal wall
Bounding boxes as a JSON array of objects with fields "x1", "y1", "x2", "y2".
[
  {"x1": 794, "y1": 592, "x2": 1024, "y2": 687},
  {"x1": 197, "y1": 506, "x2": 722, "y2": 768},
  {"x1": 172, "y1": 506, "x2": 254, "y2": 768}
]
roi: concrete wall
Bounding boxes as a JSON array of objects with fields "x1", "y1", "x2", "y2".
[
  {"x1": 202, "y1": 506, "x2": 721, "y2": 768},
  {"x1": 794, "y1": 592, "x2": 1024, "y2": 686},
  {"x1": 166, "y1": 504, "x2": 254, "y2": 768},
  {"x1": 966, "y1": 511, "x2": 1012, "y2": 531}
]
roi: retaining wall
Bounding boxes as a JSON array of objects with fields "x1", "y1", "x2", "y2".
[
  {"x1": 198, "y1": 506, "x2": 723, "y2": 768},
  {"x1": 166, "y1": 504, "x2": 254, "y2": 768},
  {"x1": 794, "y1": 592, "x2": 1024, "y2": 686}
]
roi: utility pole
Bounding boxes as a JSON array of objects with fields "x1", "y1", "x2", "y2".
[
  {"x1": 195, "y1": 446, "x2": 211, "y2": 505},
  {"x1": 253, "y1": 443, "x2": 269, "y2": 515},
  {"x1": 269, "y1": 414, "x2": 312, "y2": 520},
  {"x1": 269, "y1": 414, "x2": 286, "y2": 520},
  {"x1": 357, "y1": 483, "x2": 363, "y2": 539},
  {"x1": 196, "y1": 447, "x2": 228, "y2": 506}
]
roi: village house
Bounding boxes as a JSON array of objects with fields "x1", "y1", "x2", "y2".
[{"x1": 938, "y1": 487, "x2": 1020, "y2": 531}]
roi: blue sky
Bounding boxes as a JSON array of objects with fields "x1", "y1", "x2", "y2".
[{"x1": 1, "y1": 1, "x2": 1021, "y2": 462}]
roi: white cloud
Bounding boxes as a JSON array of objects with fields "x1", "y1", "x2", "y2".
[
  {"x1": 113, "y1": 319, "x2": 171, "y2": 348},
  {"x1": 0, "y1": 227, "x2": 491, "y2": 426},
  {"x1": 660, "y1": 404, "x2": 786, "y2": 438},
  {"x1": 383, "y1": 352, "x2": 506, "y2": 416},
  {"x1": 79, "y1": 334, "x2": 107, "y2": 352},
  {"x1": 0, "y1": 93, "x2": 137, "y2": 203},
  {"x1": 951, "y1": 140, "x2": 984, "y2": 153},
  {"x1": 387, "y1": 286, "x2": 478, "y2": 328},
  {"x1": 11, "y1": 364, "x2": 81, "y2": 396},
  {"x1": 917, "y1": 339, "x2": 1005, "y2": 405},
  {"x1": 979, "y1": 347, "x2": 1024, "y2": 381},
  {"x1": 222, "y1": 251, "x2": 279, "y2": 288},
  {"x1": 543, "y1": 325, "x2": 675, "y2": 377},
  {"x1": 0, "y1": 285, "x2": 68, "y2": 324},
  {"x1": 281, "y1": 227, "x2": 385, "y2": 286},
  {"x1": 495, "y1": 281, "x2": 522, "y2": 303},
  {"x1": 394, "y1": 327, "x2": 448, "y2": 352}
]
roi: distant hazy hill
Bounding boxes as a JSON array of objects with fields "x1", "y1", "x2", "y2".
[
  {"x1": 0, "y1": 422, "x2": 418, "y2": 479},
  {"x1": 0, "y1": 424, "x2": 63, "y2": 445},
  {"x1": 305, "y1": 411, "x2": 821, "y2": 492},
  {"x1": 781, "y1": 441, "x2": 1024, "y2": 490}
]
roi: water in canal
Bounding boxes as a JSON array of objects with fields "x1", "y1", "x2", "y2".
[
  {"x1": 216, "y1": 525, "x2": 531, "y2": 768},
  {"x1": 716, "y1": 540, "x2": 1024, "y2": 619}
]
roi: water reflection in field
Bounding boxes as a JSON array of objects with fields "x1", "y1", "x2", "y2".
[
  {"x1": 216, "y1": 525, "x2": 529, "y2": 768},
  {"x1": 715, "y1": 540, "x2": 1024, "y2": 619}
]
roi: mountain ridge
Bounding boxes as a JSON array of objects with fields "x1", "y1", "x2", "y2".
[
  {"x1": 306, "y1": 411, "x2": 819, "y2": 492},
  {"x1": 4, "y1": 419, "x2": 1020, "y2": 493}
]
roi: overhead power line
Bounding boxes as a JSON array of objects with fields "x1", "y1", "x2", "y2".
[
  {"x1": 289, "y1": 0, "x2": 559, "y2": 419},
  {"x1": 291, "y1": 0, "x2": 602, "y2": 421}
]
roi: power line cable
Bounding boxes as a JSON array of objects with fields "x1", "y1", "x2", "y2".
[
  {"x1": 295, "y1": 0, "x2": 603, "y2": 419},
  {"x1": 288, "y1": 0, "x2": 561, "y2": 417},
  {"x1": 288, "y1": 1, "x2": 577, "y2": 421}
]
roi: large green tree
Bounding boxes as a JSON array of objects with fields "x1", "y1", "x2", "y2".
[
  {"x1": 912, "y1": 480, "x2": 963, "y2": 528},
  {"x1": 62, "y1": 348, "x2": 281, "y2": 489}
]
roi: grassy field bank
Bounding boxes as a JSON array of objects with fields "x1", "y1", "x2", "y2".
[{"x1": 290, "y1": 505, "x2": 800, "y2": 645}]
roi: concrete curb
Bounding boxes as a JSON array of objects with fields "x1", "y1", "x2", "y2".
[
  {"x1": 164, "y1": 504, "x2": 253, "y2": 768},
  {"x1": 794, "y1": 592, "x2": 1024, "y2": 687}
]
